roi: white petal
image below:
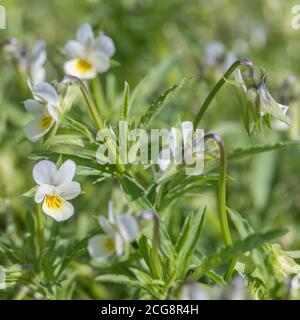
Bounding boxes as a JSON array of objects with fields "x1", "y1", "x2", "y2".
[
  {"x1": 88, "y1": 51, "x2": 109, "y2": 73},
  {"x1": 115, "y1": 233, "x2": 124, "y2": 255},
  {"x1": 76, "y1": 23, "x2": 94, "y2": 46},
  {"x1": 55, "y1": 160, "x2": 76, "y2": 185},
  {"x1": 65, "y1": 40, "x2": 85, "y2": 58},
  {"x1": 42, "y1": 197, "x2": 74, "y2": 222},
  {"x1": 33, "y1": 160, "x2": 57, "y2": 185},
  {"x1": 34, "y1": 184, "x2": 53, "y2": 203},
  {"x1": 88, "y1": 235, "x2": 115, "y2": 261},
  {"x1": 46, "y1": 104, "x2": 58, "y2": 123},
  {"x1": 99, "y1": 216, "x2": 115, "y2": 236},
  {"x1": 118, "y1": 214, "x2": 139, "y2": 242},
  {"x1": 24, "y1": 99, "x2": 45, "y2": 115},
  {"x1": 56, "y1": 181, "x2": 81, "y2": 200},
  {"x1": 278, "y1": 103, "x2": 289, "y2": 115},
  {"x1": 24, "y1": 115, "x2": 53, "y2": 142},
  {"x1": 30, "y1": 66, "x2": 46, "y2": 84},
  {"x1": 32, "y1": 82, "x2": 59, "y2": 105},
  {"x1": 96, "y1": 33, "x2": 115, "y2": 57},
  {"x1": 64, "y1": 59, "x2": 96, "y2": 80},
  {"x1": 31, "y1": 40, "x2": 46, "y2": 66}
]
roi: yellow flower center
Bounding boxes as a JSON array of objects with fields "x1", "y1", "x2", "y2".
[
  {"x1": 75, "y1": 59, "x2": 93, "y2": 73},
  {"x1": 45, "y1": 195, "x2": 63, "y2": 211},
  {"x1": 40, "y1": 115, "x2": 52, "y2": 129},
  {"x1": 104, "y1": 238, "x2": 115, "y2": 252}
]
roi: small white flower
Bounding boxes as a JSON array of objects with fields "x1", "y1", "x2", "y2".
[
  {"x1": 33, "y1": 159, "x2": 81, "y2": 222},
  {"x1": 24, "y1": 82, "x2": 61, "y2": 142},
  {"x1": 3, "y1": 38, "x2": 47, "y2": 84},
  {"x1": 157, "y1": 121, "x2": 202, "y2": 171},
  {"x1": 88, "y1": 202, "x2": 138, "y2": 261},
  {"x1": 64, "y1": 23, "x2": 115, "y2": 79}
]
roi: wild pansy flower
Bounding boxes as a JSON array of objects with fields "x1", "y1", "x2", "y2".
[
  {"x1": 88, "y1": 202, "x2": 139, "y2": 261},
  {"x1": 24, "y1": 82, "x2": 61, "y2": 142},
  {"x1": 2, "y1": 38, "x2": 46, "y2": 84},
  {"x1": 157, "y1": 121, "x2": 203, "y2": 171},
  {"x1": 234, "y1": 67, "x2": 290, "y2": 134},
  {"x1": 33, "y1": 159, "x2": 81, "y2": 222},
  {"x1": 64, "y1": 23, "x2": 115, "y2": 79}
]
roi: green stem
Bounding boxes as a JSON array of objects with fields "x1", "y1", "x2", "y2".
[
  {"x1": 36, "y1": 204, "x2": 45, "y2": 254},
  {"x1": 193, "y1": 58, "x2": 253, "y2": 128},
  {"x1": 204, "y1": 132, "x2": 235, "y2": 280},
  {"x1": 90, "y1": 76, "x2": 107, "y2": 117},
  {"x1": 150, "y1": 211, "x2": 163, "y2": 280}
]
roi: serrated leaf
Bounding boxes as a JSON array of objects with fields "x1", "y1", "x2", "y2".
[{"x1": 139, "y1": 78, "x2": 188, "y2": 128}]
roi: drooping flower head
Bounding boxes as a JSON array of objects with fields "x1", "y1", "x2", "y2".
[
  {"x1": 23, "y1": 82, "x2": 61, "y2": 142},
  {"x1": 33, "y1": 159, "x2": 81, "y2": 222},
  {"x1": 64, "y1": 23, "x2": 115, "y2": 79},
  {"x1": 88, "y1": 202, "x2": 139, "y2": 261},
  {"x1": 234, "y1": 66, "x2": 290, "y2": 134},
  {"x1": 2, "y1": 38, "x2": 46, "y2": 84}
]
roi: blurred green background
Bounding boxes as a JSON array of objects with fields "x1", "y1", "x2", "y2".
[{"x1": 0, "y1": 0, "x2": 300, "y2": 299}]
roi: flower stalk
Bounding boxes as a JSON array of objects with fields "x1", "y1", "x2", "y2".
[
  {"x1": 193, "y1": 58, "x2": 254, "y2": 128},
  {"x1": 204, "y1": 132, "x2": 235, "y2": 280},
  {"x1": 150, "y1": 211, "x2": 163, "y2": 280},
  {"x1": 36, "y1": 204, "x2": 45, "y2": 254}
]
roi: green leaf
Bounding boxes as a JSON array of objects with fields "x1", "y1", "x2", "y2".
[
  {"x1": 175, "y1": 207, "x2": 206, "y2": 278},
  {"x1": 205, "y1": 140, "x2": 300, "y2": 172},
  {"x1": 227, "y1": 207, "x2": 254, "y2": 238},
  {"x1": 138, "y1": 235, "x2": 152, "y2": 271},
  {"x1": 63, "y1": 116, "x2": 96, "y2": 143},
  {"x1": 193, "y1": 228, "x2": 288, "y2": 278},
  {"x1": 22, "y1": 185, "x2": 38, "y2": 198},
  {"x1": 119, "y1": 174, "x2": 154, "y2": 210},
  {"x1": 138, "y1": 78, "x2": 188, "y2": 128},
  {"x1": 95, "y1": 274, "x2": 138, "y2": 286},
  {"x1": 121, "y1": 81, "x2": 129, "y2": 119}
]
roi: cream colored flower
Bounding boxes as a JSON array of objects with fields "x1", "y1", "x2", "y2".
[
  {"x1": 33, "y1": 160, "x2": 81, "y2": 221},
  {"x1": 3, "y1": 38, "x2": 46, "y2": 84},
  {"x1": 88, "y1": 202, "x2": 138, "y2": 261},
  {"x1": 24, "y1": 82, "x2": 62, "y2": 142},
  {"x1": 64, "y1": 23, "x2": 115, "y2": 79}
]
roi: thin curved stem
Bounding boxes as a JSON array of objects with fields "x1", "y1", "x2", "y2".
[
  {"x1": 193, "y1": 58, "x2": 253, "y2": 128},
  {"x1": 204, "y1": 132, "x2": 235, "y2": 280}
]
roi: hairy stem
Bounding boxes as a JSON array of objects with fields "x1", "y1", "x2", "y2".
[{"x1": 193, "y1": 58, "x2": 253, "y2": 128}]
